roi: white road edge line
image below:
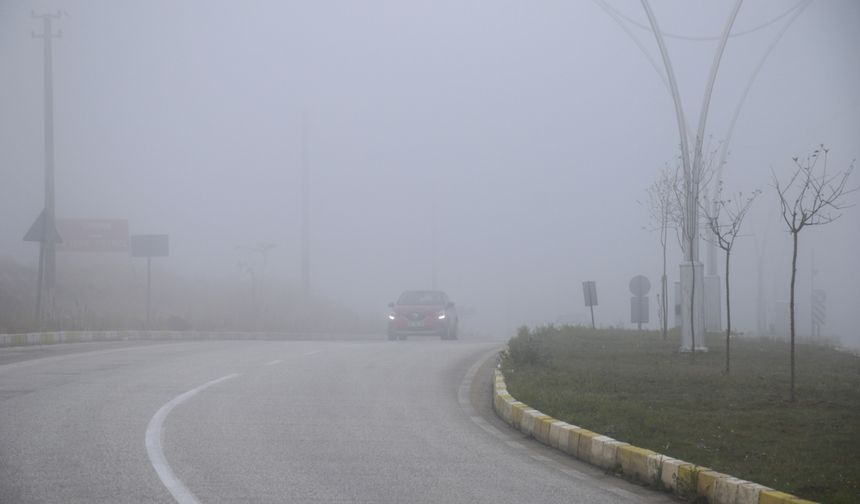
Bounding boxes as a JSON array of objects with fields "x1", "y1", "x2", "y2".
[
  {"x1": 264, "y1": 359, "x2": 282, "y2": 366},
  {"x1": 303, "y1": 350, "x2": 321, "y2": 356},
  {"x1": 145, "y1": 373, "x2": 241, "y2": 504}
]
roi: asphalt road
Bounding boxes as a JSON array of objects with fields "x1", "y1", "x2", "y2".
[{"x1": 0, "y1": 339, "x2": 673, "y2": 503}]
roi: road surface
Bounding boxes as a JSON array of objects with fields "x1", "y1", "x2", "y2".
[{"x1": 0, "y1": 339, "x2": 672, "y2": 503}]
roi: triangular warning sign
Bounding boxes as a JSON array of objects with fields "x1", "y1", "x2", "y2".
[{"x1": 23, "y1": 210, "x2": 63, "y2": 243}]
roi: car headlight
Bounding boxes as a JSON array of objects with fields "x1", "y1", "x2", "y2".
[
  {"x1": 388, "y1": 313, "x2": 396, "y2": 320},
  {"x1": 437, "y1": 311, "x2": 446, "y2": 320}
]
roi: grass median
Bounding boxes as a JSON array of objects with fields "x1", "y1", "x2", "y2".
[{"x1": 499, "y1": 325, "x2": 860, "y2": 503}]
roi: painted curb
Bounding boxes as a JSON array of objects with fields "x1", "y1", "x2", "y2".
[{"x1": 492, "y1": 366, "x2": 818, "y2": 504}]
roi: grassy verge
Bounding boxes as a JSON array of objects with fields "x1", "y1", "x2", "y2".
[{"x1": 499, "y1": 325, "x2": 860, "y2": 503}]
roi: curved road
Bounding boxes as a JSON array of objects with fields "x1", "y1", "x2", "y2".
[{"x1": 0, "y1": 340, "x2": 672, "y2": 503}]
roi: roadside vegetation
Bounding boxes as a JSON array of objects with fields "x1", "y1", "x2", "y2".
[
  {"x1": 500, "y1": 325, "x2": 860, "y2": 503},
  {"x1": 0, "y1": 256, "x2": 379, "y2": 334}
]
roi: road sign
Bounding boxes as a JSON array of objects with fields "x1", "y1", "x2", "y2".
[
  {"x1": 631, "y1": 296, "x2": 650, "y2": 324},
  {"x1": 812, "y1": 289, "x2": 826, "y2": 325},
  {"x1": 131, "y1": 234, "x2": 169, "y2": 258},
  {"x1": 55, "y1": 219, "x2": 128, "y2": 252},
  {"x1": 629, "y1": 275, "x2": 651, "y2": 296},
  {"x1": 23, "y1": 210, "x2": 62, "y2": 243},
  {"x1": 582, "y1": 281, "x2": 598, "y2": 307},
  {"x1": 130, "y1": 234, "x2": 169, "y2": 328}
]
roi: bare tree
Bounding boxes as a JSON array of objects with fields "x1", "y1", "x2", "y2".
[
  {"x1": 645, "y1": 164, "x2": 682, "y2": 340},
  {"x1": 773, "y1": 146, "x2": 856, "y2": 401},
  {"x1": 703, "y1": 185, "x2": 760, "y2": 374}
]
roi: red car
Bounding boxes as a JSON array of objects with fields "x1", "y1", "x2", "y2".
[{"x1": 387, "y1": 290, "x2": 459, "y2": 340}]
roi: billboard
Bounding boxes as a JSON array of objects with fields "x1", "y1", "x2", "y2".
[{"x1": 55, "y1": 219, "x2": 128, "y2": 252}]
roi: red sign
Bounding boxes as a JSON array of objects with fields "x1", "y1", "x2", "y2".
[{"x1": 55, "y1": 219, "x2": 129, "y2": 252}]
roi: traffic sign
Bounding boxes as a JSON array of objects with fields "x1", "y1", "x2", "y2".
[
  {"x1": 131, "y1": 234, "x2": 169, "y2": 258},
  {"x1": 629, "y1": 275, "x2": 651, "y2": 297},
  {"x1": 582, "y1": 281, "x2": 598, "y2": 307},
  {"x1": 55, "y1": 219, "x2": 128, "y2": 252}
]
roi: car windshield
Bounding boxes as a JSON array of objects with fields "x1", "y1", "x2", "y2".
[{"x1": 397, "y1": 291, "x2": 444, "y2": 306}]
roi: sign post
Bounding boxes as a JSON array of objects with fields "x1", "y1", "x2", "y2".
[
  {"x1": 131, "y1": 234, "x2": 169, "y2": 328},
  {"x1": 582, "y1": 281, "x2": 598, "y2": 329}
]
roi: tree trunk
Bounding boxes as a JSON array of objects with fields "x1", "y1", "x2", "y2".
[
  {"x1": 662, "y1": 241, "x2": 668, "y2": 340},
  {"x1": 725, "y1": 249, "x2": 731, "y2": 375},
  {"x1": 790, "y1": 230, "x2": 798, "y2": 402},
  {"x1": 661, "y1": 273, "x2": 668, "y2": 340}
]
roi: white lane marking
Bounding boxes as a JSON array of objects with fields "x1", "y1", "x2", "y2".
[
  {"x1": 264, "y1": 359, "x2": 282, "y2": 366},
  {"x1": 145, "y1": 373, "x2": 241, "y2": 504},
  {"x1": 303, "y1": 350, "x2": 321, "y2": 356}
]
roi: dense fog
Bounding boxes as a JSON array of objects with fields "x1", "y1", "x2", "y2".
[{"x1": 1, "y1": 1, "x2": 858, "y2": 344}]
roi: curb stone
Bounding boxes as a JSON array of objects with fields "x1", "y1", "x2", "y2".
[{"x1": 492, "y1": 366, "x2": 817, "y2": 504}]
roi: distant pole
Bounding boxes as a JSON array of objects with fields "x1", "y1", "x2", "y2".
[
  {"x1": 32, "y1": 11, "x2": 62, "y2": 327},
  {"x1": 756, "y1": 249, "x2": 766, "y2": 335},
  {"x1": 431, "y1": 198, "x2": 438, "y2": 289},
  {"x1": 146, "y1": 256, "x2": 152, "y2": 328},
  {"x1": 590, "y1": 305, "x2": 595, "y2": 329},
  {"x1": 810, "y1": 249, "x2": 816, "y2": 339},
  {"x1": 301, "y1": 112, "x2": 311, "y2": 299}
]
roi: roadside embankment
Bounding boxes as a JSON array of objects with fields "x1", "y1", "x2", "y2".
[{"x1": 0, "y1": 330, "x2": 376, "y2": 347}]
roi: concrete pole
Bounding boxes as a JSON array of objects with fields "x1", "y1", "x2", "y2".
[
  {"x1": 301, "y1": 113, "x2": 311, "y2": 299},
  {"x1": 146, "y1": 256, "x2": 152, "y2": 328},
  {"x1": 810, "y1": 249, "x2": 816, "y2": 339},
  {"x1": 639, "y1": 1, "x2": 697, "y2": 351},
  {"x1": 431, "y1": 199, "x2": 438, "y2": 289}
]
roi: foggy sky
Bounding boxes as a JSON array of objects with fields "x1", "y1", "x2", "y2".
[{"x1": 1, "y1": 1, "x2": 859, "y2": 342}]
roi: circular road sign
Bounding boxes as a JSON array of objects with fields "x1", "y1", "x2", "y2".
[{"x1": 629, "y1": 275, "x2": 651, "y2": 297}]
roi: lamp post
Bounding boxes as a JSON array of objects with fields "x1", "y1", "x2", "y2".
[
  {"x1": 640, "y1": 0, "x2": 743, "y2": 351},
  {"x1": 600, "y1": 1, "x2": 810, "y2": 348}
]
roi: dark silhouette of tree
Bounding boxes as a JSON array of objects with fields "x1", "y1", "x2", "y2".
[
  {"x1": 773, "y1": 146, "x2": 855, "y2": 401},
  {"x1": 703, "y1": 185, "x2": 760, "y2": 374},
  {"x1": 645, "y1": 164, "x2": 682, "y2": 340}
]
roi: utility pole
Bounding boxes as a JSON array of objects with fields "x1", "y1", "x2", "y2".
[
  {"x1": 301, "y1": 112, "x2": 311, "y2": 299},
  {"x1": 431, "y1": 198, "x2": 438, "y2": 289},
  {"x1": 146, "y1": 257, "x2": 152, "y2": 328},
  {"x1": 810, "y1": 249, "x2": 817, "y2": 339},
  {"x1": 32, "y1": 11, "x2": 63, "y2": 327}
]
